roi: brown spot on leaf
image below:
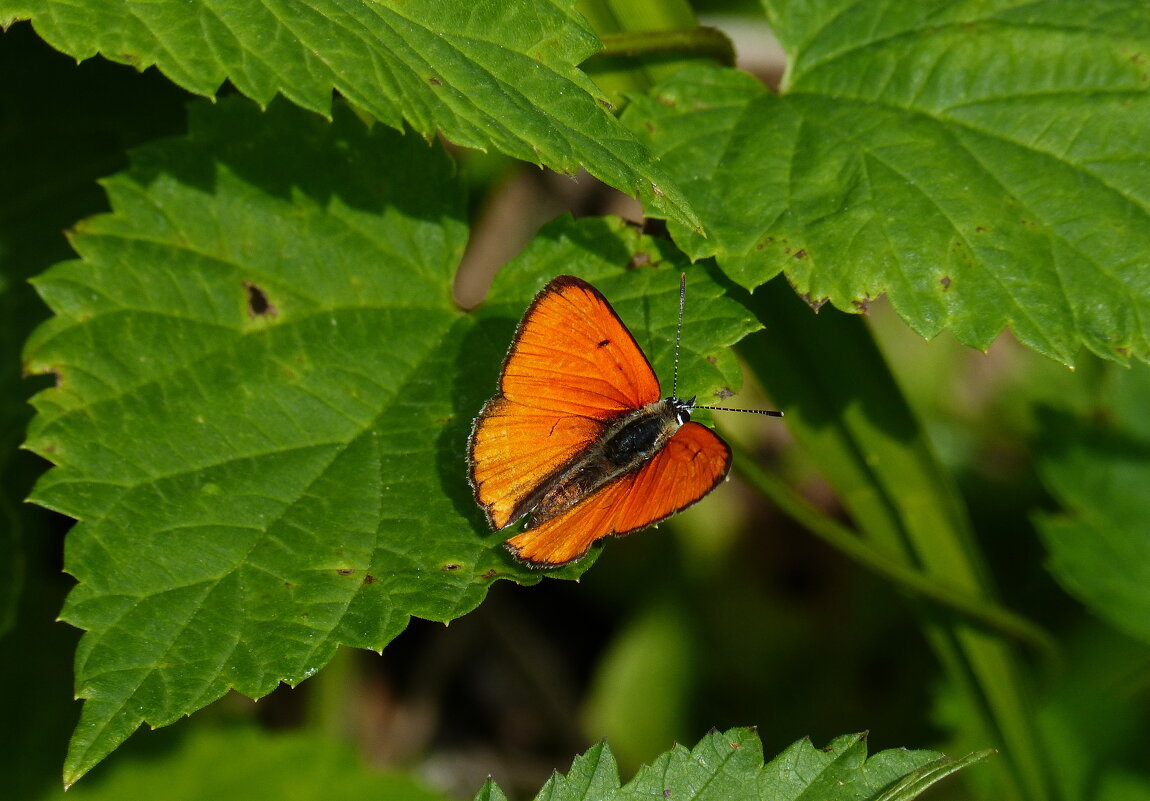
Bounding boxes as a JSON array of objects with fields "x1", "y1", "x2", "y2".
[
  {"x1": 481, "y1": 569, "x2": 499, "y2": 580},
  {"x1": 363, "y1": 574, "x2": 377, "y2": 584},
  {"x1": 940, "y1": 276, "x2": 951, "y2": 290},
  {"x1": 974, "y1": 226, "x2": 986, "y2": 233},
  {"x1": 428, "y1": 77, "x2": 442, "y2": 86},
  {"x1": 337, "y1": 568, "x2": 355, "y2": 576},
  {"x1": 628, "y1": 252, "x2": 651, "y2": 269},
  {"x1": 442, "y1": 563, "x2": 462, "y2": 571},
  {"x1": 853, "y1": 297, "x2": 872, "y2": 314},
  {"x1": 793, "y1": 249, "x2": 807, "y2": 259}
]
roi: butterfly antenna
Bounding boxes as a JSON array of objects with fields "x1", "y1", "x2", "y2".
[
  {"x1": 693, "y1": 405, "x2": 784, "y2": 417},
  {"x1": 674, "y1": 272, "x2": 783, "y2": 418},
  {"x1": 673, "y1": 272, "x2": 686, "y2": 399}
]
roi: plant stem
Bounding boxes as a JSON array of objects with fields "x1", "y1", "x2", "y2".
[
  {"x1": 731, "y1": 442, "x2": 1059, "y2": 662},
  {"x1": 596, "y1": 28, "x2": 735, "y2": 66}
]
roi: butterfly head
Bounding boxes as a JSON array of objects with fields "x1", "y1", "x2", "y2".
[{"x1": 669, "y1": 395, "x2": 696, "y2": 425}]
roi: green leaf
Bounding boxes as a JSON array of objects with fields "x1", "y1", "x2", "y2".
[
  {"x1": 477, "y1": 728, "x2": 988, "y2": 801},
  {"x1": 21, "y1": 97, "x2": 752, "y2": 785},
  {"x1": 1034, "y1": 363, "x2": 1150, "y2": 645},
  {"x1": 49, "y1": 725, "x2": 448, "y2": 801},
  {"x1": 0, "y1": 0, "x2": 698, "y2": 229},
  {"x1": 621, "y1": 1, "x2": 1150, "y2": 365},
  {"x1": 873, "y1": 750, "x2": 997, "y2": 801}
]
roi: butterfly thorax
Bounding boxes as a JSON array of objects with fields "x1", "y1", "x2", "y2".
[{"x1": 524, "y1": 397, "x2": 692, "y2": 528}]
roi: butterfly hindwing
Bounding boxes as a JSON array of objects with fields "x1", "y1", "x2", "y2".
[
  {"x1": 469, "y1": 397, "x2": 604, "y2": 529},
  {"x1": 504, "y1": 421, "x2": 731, "y2": 566},
  {"x1": 469, "y1": 276, "x2": 663, "y2": 530}
]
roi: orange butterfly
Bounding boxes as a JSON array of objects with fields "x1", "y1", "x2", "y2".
[{"x1": 468, "y1": 274, "x2": 781, "y2": 567}]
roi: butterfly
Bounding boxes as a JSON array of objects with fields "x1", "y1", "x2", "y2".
[{"x1": 468, "y1": 274, "x2": 781, "y2": 567}]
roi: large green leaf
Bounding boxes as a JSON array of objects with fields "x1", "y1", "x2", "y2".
[
  {"x1": 475, "y1": 727, "x2": 990, "y2": 801},
  {"x1": 21, "y1": 97, "x2": 754, "y2": 785},
  {"x1": 621, "y1": 0, "x2": 1150, "y2": 365},
  {"x1": 1034, "y1": 363, "x2": 1150, "y2": 646},
  {"x1": 0, "y1": 0, "x2": 698, "y2": 228}
]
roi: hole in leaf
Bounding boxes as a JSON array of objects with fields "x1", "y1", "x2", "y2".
[{"x1": 244, "y1": 281, "x2": 277, "y2": 318}]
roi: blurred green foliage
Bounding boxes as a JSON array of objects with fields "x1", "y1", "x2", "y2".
[{"x1": 2, "y1": 2, "x2": 1149, "y2": 801}]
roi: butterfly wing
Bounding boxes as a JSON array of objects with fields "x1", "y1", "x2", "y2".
[
  {"x1": 504, "y1": 421, "x2": 731, "y2": 566},
  {"x1": 469, "y1": 275, "x2": 662, "y2": 529}
]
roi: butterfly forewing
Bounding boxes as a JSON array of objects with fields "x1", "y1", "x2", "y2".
[
  {"x1": 469, "y1": 276, "x2": 663, "y2": 530},
  {"x1": 500, "y1": 277, "x2": 661, "y2": 414}
]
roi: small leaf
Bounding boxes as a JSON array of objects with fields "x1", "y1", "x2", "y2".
[
  {"x1": 1034, "y1": 363, "x2": 1150, "y2": 645},
  {"x1": 0, "y1": 0, "x2": 698, "y2": 228},
  {"x1": 478, "y1": 728, "x2": 985, "y2": 801},
  {"x1": 622, "y1": 2, "x2": 1150, "y2": 365}
]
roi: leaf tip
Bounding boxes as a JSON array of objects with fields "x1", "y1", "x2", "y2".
[{"x1": 795, "y1": 291, "x2": 828, "y2": 312}]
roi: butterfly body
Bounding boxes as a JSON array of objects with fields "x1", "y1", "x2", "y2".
[
  {"x1": 520, "y1": 396, "x2": 692, "y2": 526},
  {"x1": 468, "y1": 275, "x2": 737, "y2": 567}
]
